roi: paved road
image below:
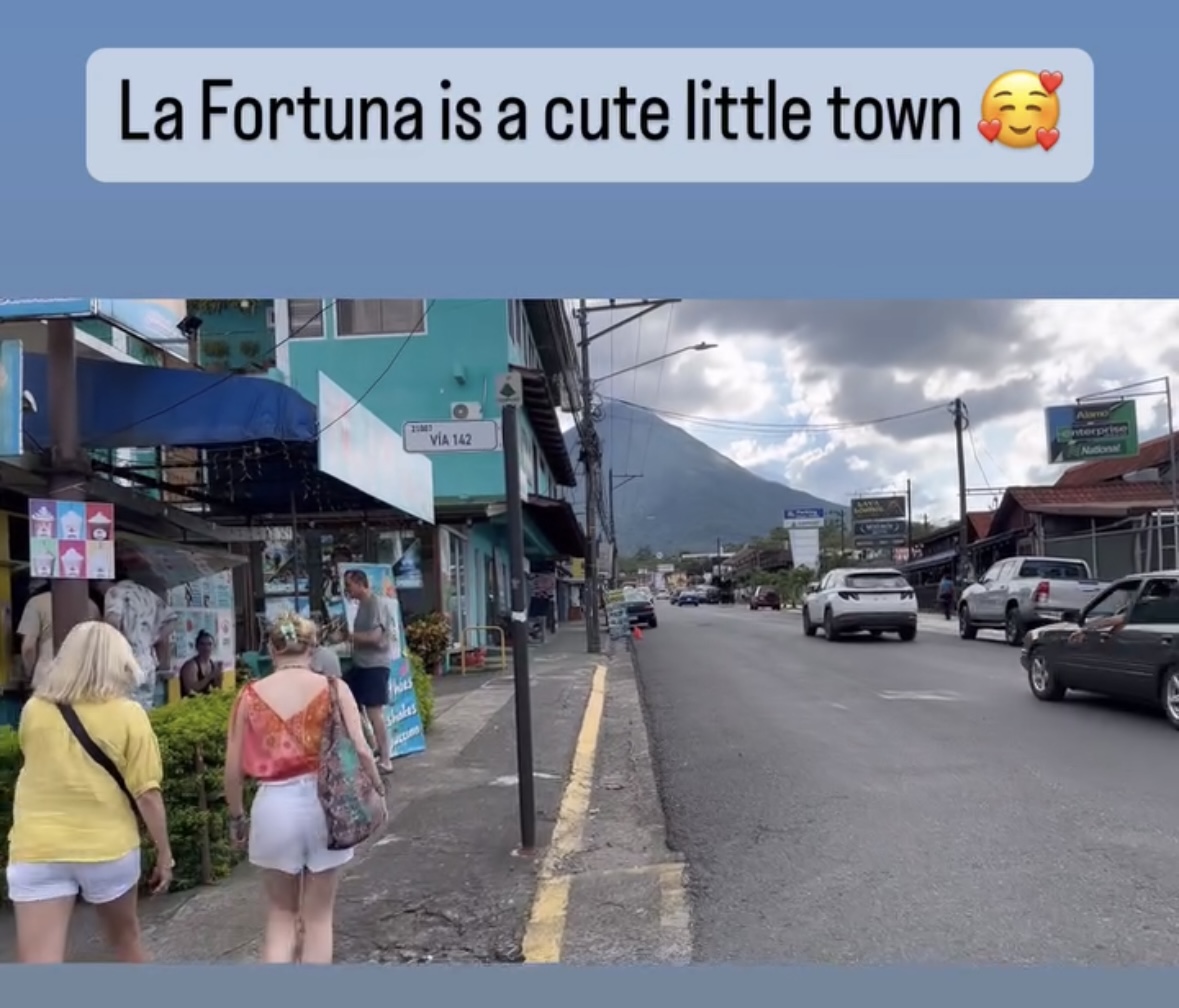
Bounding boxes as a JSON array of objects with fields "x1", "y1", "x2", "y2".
[{"x1": 637, "y1": 602, "x2": 1179, "y2": 964}]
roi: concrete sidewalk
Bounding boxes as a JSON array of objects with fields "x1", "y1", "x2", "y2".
[{"x1": 0, "y1": 627, "x2": 689, "y2": 964}]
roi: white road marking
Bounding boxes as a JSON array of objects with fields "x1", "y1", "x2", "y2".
[
  {"x1": 877, "y1": 690, "x2": 964, "y2": 702},
  {"x1": 490, "y1": 772, "x2": 561, "y2": 786}
]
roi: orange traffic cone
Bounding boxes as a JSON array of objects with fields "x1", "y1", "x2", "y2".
[{"x1": 632, "y1": 625, "x2": 644, "y2": 641}]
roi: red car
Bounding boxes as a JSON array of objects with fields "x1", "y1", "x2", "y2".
[{"x1": 749, "y1": 586, "x2": 781, "y2": 611}]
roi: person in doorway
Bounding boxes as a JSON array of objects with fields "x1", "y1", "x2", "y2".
[
  {"x1": 101, "y1": 567, "x2": 177, "y2": 710},
  {"x1": 6, "y1": 621, "x2": 173, "y2": 963},
  {"x1": 340, "y1": 569, "x2": 394, "y2": 774},
  {"x1": 179, "y1": 630, "x2": 223, "y2": 698},
  {"x1": 17, "y1": 580, "x2": 101, "y2": 692},
  {"x1": 223, "y1": 613, "x2": 382, "y2": 964},
  {"x1": 937, "y1": 571, "x2": 955, "y2": 621}
]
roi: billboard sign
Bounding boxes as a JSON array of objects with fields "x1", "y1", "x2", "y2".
[
  {"x1": 1044, "y1": 400, "x2": 1139, "y2": 464},
  {"x1": 850, "y1": 495, "x2": 906, "y2": 520},
  {"x1": 851, "y1": 495, "x2": 908, "y2": 547},
  {"x1": 783, "y1": 506, "x2": 826, "y2": 529}
]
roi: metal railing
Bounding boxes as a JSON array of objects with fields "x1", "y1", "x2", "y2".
[{"x1": 455, "y1": 625, "x2": 507, "y2": 675}]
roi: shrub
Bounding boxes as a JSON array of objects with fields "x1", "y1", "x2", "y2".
[{"x1": 409, "y1": 652, "x2": 434, "y2": 731}]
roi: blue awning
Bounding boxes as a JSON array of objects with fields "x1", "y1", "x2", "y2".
[{"x1": 22, "y1": 354, "x2": 318, "y2": 450}]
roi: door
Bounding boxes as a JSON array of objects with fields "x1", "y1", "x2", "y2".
[
  {"x1": 972, "y1": 561, "x2": 1009, "y2": 621},
  {"x1": 1108, "y1": 578, "x2": 1179, "y2": 700},
  {"x1": 1063, "y1": 578, "x2": 1142, "y2": 693},
  {"x1": 807, "y1": 574, "x2": 832, "y2": 622}
]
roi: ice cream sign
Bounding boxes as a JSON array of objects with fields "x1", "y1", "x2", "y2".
[{"x1": 27, "y1": 498, "x2": 117, "y2": 581}]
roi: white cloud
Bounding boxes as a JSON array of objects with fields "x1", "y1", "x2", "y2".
[{"x1": 596, "y1": 300, "x2": 1179, "y2": 524}]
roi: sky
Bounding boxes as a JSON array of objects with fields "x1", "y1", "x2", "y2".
[{"x1": 563, "y1": 300, "x2": 1179, "y2": 524}]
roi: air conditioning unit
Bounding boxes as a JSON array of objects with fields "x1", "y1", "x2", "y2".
[{"x1": 451, "y1": 401, "x2": 483, "y2": 420}]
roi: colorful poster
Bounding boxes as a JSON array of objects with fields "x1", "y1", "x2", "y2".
[
  {"x1": 28, "y1": 498, "x2": 116, "y2": 580},
  {"x1": 393, "y1": 538, "x2": 425, "y2": 589},
  {"x1": 168, "y1": 570, "x2": 236, "y2": 679},
  {"x1": 334, "y1": 562, "x2": 425, "y2": 760}
]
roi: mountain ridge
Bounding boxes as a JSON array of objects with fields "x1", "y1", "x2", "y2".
[{"x1": 564, "y1": 403, "x2": 844, "y2": 554}]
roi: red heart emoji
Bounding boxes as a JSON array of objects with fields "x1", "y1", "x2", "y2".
[
  {"x1": 1039, "y1": 70, "x2": 1063, "y2": 94},
  {"x1": 978, "y1": 119, "x2": 1002, "y2": 143},
  {"x1": 1037, "y1": 127, "x2": 1059, "y2": 151}
]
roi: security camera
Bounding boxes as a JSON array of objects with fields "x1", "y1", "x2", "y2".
[{"x1": 22, "y1": 390, "x2": 37, "y2": 414}]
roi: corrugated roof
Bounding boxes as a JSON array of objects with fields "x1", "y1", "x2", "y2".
[
  {"x1": 1054, "y1": 432, "x2": 1178, "y2": 487},
  {"x1": 1007, "y1": 482, "x2": 1176, "y2": 515}
]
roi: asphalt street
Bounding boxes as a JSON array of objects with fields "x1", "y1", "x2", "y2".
[{"x1": 637, "y1": 602, "x2": 1179, "y2": 964}]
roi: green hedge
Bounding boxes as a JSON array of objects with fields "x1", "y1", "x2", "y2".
[{"x1": 0, "y1": 657, "x2": 436, "y2": 902}]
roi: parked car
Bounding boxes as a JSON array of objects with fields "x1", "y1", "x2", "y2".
[
  {"x1": 802, "y1": 568, "x2": 918, "y2": 641},
  {"x1": 624, "y1": 587, "x2": 658, "y2": 628},
  {"x1": 1021, "y1": 570, "x2": 1179, "y2": 728},
  {"x1": 959, "y1": 555, "x2": 1106, "y2": 647},
  {"x1": 749, "y1": 586, "x2": 781, "y2": 611}
]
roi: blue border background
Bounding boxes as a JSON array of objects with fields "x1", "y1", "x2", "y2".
[{"x1": 0, "y1": 3, "x2": 1168, "y2": 294}]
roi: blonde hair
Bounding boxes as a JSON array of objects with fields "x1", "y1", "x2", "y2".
[
  {"x1": 268, "y1": 612, "x2": 318, "y2": 658},
  {"x1": 35, "y1": 620, "x2": 142, "y2": 704}
]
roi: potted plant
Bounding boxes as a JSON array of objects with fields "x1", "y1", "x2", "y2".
[{"x1": 405, "y1": 612, "x2": 451, "y2": 676}]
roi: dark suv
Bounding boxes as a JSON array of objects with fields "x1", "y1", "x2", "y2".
[{"x1": 750, "y1": 586, "x2": 781, "y2": 611}]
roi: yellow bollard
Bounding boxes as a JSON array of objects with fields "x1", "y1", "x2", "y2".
[{"x1": 166, "y1": 677, "x2": 182, "y2": 705}]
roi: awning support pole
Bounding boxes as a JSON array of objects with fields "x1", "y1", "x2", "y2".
[{"x1": 47, "y1": 319, "x2": 93, "y2": 647}]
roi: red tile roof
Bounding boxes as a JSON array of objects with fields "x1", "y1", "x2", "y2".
[
  {"x1": 1007, "y1": 481, "x2": 1177, "y2": 515},
  {"x1": 1054, "y1": 432, "x2": 1178, "y2": 487}
]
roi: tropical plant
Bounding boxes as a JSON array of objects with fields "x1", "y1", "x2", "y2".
[{"x1": 405, "y1": 612, "x2": 452, "y2": 671}]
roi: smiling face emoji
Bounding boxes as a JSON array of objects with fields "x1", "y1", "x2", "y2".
[{"x1": 981, "y1": 70, "x2": 1059, "y2": 149}]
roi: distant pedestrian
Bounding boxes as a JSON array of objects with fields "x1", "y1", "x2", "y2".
[
  {"x1": 100, "y1": 567, "x2": 177, "y2": 709},
  {"x1": 223, "y1": 613, "x2": 382, "y2": 963},
  {"x1": 937, "y1": 572, "x2": 955, "y2": 620},
  {"x1": 6, "y1": 621, "x2": 173, "y2": 963},
  {"x1": 178, "y1": 630, "x2": 223, "y2": 698},
  {"x1": 16, "y1": 580, "x2": 101, "y2": 692}
]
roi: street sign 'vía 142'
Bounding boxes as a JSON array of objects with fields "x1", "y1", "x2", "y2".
[
  {"x1": 1044, "y1": 400, "x2": 1139, "y2": 464},
  {"x1": 402, "y1": 419, "x2": 499, "y2": 453}
]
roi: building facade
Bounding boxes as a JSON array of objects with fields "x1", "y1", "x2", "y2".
[{"x1": 272, "y1": 299, "x2": 584, "y2": 649}]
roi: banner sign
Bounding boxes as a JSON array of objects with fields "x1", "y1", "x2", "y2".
[
  {"x1": 787, "y1": 527, "x2": 821, "y2": 571},
  {"x1": 850, "y1": 495, "x2": 907, "y2": 520},
  {"x1": 605, "y1": 588, "x2": 630, "y2": 640},
  {"x1": 1044, "y1": 400, "x2": 1139, "y2": 464},
  {"x1": 332, "y1": 562, "x2": 426, "y2": 760},
  {"x1": 854, "y1": 518, "x2": 908, "y2": 548},
  {"x1": 0, "y1": 340, "x2": 24, "y2": 457},
  {"x1": 783, "y1": 507, "x2": 826, "y2": 529}
]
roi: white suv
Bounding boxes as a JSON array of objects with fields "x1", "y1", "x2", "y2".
[{"x1": 802, "y1": 568, "x2": 919, "y2": 642}]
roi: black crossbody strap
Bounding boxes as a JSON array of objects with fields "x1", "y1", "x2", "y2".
[{"x1": 56, "y1": 703, "x2": 143, "y2": 822}]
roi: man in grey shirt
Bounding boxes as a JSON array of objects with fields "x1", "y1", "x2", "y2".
[{"x1": 341, "y1": 569, "x2": 394, "y2": 773}]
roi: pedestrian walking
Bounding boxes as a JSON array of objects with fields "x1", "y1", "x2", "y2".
[
  {"x1": 937, "y1": 571, "x2": 955, "y2": 620},
  {"x1": 16, "y1": 579, "x2": 101, "y2": 691},
  {"x1": 6, "y1": 621, "x2": 173, "y2": 963},
  {"x1": 222, "y1": 613, "x2": 383, "y2": 963}
]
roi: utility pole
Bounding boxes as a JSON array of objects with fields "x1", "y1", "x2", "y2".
[
  {"x1": 905, "y1": 478, "x2": 914, "y2": 561},
  {"x1": 576, "y1": 300, "x2": 602, "y2": 653},
  {"x1": 952, "y1": 398, "x2": 969, "y2": 583}
]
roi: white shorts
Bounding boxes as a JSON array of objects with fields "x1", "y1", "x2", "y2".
[
  {"x1": 6, "y1": 849, "x2": 141, "y2": 905},
  {"x1": 249, "y1": 773, "x2": 355, "y2": 876}
]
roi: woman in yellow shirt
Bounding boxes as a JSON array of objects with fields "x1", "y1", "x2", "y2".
[{"x1": 6, "y1": 620, "x2": 174, "y2": 963}]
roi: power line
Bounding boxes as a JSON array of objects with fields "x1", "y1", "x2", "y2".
[
  {"x1": 606, "y1": 396, "x2": 953, "y2": 435},
  {"x1": 636, "y1": 302, "x2": 677, "y2": 479}
]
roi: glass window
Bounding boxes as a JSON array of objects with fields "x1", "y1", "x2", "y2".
[
  {"x1": 1086, "y1": 580, "x2": 1142, "y2": 620},
  {"x1": 1129, "y1": 579, "x2": 1179, "y2": 624},
  {"x1": 286, "y1": 299, "x2": 325, "y2": 339},
  {"x1": 1017, "y1": 559, "x2": 1090, "y2": 580},
  {"x1": 337, "y1": 299, "x2": 426, "y2": 337},
  {"x1": 845, "y1": 572, "x2": 908, "y2": 589}
]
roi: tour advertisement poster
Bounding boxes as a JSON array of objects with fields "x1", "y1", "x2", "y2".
[{"x1": 334, "y1": 562, "x2": 426, "y2": 759}]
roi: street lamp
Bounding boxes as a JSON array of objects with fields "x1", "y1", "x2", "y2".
[{"x1": 592, "y1": 342, "x2": 717, "y2": 387}]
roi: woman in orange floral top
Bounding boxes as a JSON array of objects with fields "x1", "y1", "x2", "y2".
[{"x1": 224, "y1": 613, "x2": 382, "y2": 964}]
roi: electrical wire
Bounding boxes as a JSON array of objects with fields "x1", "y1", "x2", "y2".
[
  {"x1": 605, "y1": 396, "x2": 953, "y2": 435},
  {"x1": 635, "y1": 302, "x2": 676, "y2": 480}
]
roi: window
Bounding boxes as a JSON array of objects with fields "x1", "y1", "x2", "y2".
[
  {"x1": 845, "y1": 572, "x2": 908, "y2": 589},
  {"x1": 508, "y1": 301, "x2": 525, "y2": 348},
  {"x1": 979, "y1": 563, "x2": 1003, "y2": 583},
  {"x1": 1129, "y1": 578, "x2": 1179, "y2": 624},
  {"x1": 1018, "y1": 559, "x2": 1090, "y2": 580},
  {"x1": 1085, "y1": 579, "x2": 1142, "y2": 620},
  {"x1": 287, "y1": 299, "x2": 326, "y2": 339},
  {"x1": 337, "y1": 299, "x2": 426, "y2": 337}
]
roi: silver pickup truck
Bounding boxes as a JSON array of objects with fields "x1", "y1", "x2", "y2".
[{"x1": 958, "y1": 555, "x2": 1107, "y2": 647}]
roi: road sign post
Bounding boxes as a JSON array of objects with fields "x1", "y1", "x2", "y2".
[{"x1": 497, "y1": 374, "x2": 536, "y2": 852}]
